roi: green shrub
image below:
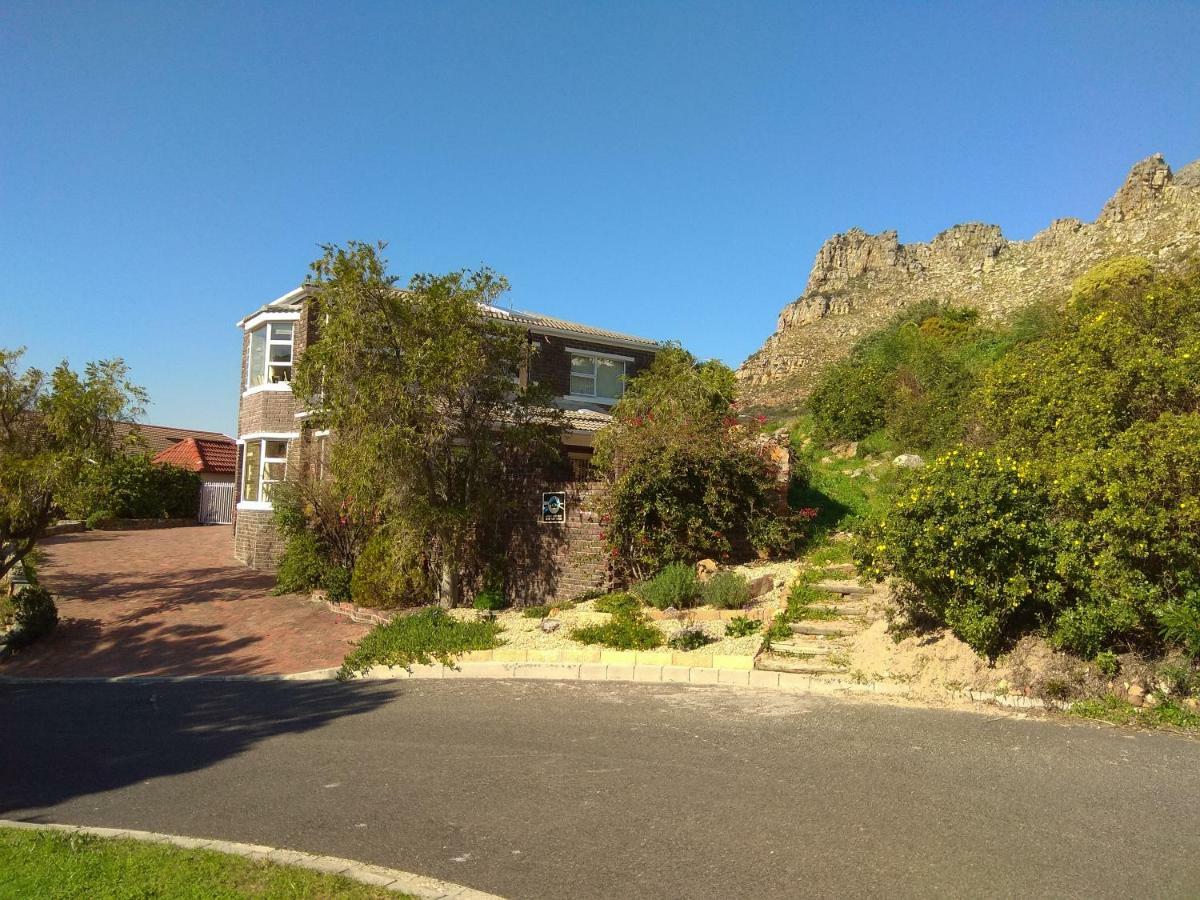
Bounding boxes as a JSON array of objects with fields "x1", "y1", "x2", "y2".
[
  {"x1": 472, "y1": 588, "x2": 507, "y2": 612},
  {"x1": 569, "y1": 611, "x2": 664, "y2": 650},
  {"x1": 1155, "y1": 662, "x2": 1199, "y2": 698},
  {"x1": 84, "y1": 509, "x2": 114, "y2": 530},
  {"x1": 350, "y1": 528, "x2": 430, "y2": 609},
  {"x1": 725, "y1": 615, "x2": 761, "y2": 638},
  {"x1": 747, "y1": 513, "x2": 808, "y2": 558},
  {"x1": 638, "y1": 562, "x2": 701, "y2": 610},
  {"x1": 701, "y1": 571, "x2": 751, "y2": 610},
  {"x1": 67, "y1": 453, "x2": 201, "y2": 520},
  {"x1": 339, "y1": 608, "x2": 503, "y2": 678},
  {"x1": 594, "y1": 346, "x2": 805, "y2": 574},
  {"x1": 571, "y1": 589, "x2": 606, "y2": 602},
  {"x1": 1159, "y1": 593, "x2": 1200, "y2": 660},
  {"x1": 321, "y1": 565, "x2": 352, "y2": 603},
  {"x1": 521, "y1": 605, "x2": 551, "y2": 619},
  {"x1": 807, "y1": 302, "x2": 999, "y2": 450},
  {"x1": 594, "y1": 592, "x2": 641, "y2": 616},
  {"x1": 856, "y1": 449, "x2": 1064, "y2": 657},
  {"x1": 1094, "y1": 650, "x2": 1121, "y2": 678},
  {"x1": 274, "y1": 532, "x2": 326, "y2": 595},
  {"x1": 7, "y1": 585, "x2": 57, "y2": 648},
  {"x1": 667, "y1": 625, "x2": 715, "y2": 651}
]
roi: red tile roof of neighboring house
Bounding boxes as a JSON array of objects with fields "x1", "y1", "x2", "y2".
[
  {"x1": 113, "y1": 422, "x2": 234, "y2": 457},
  {"x1": 152, "y1": 437, "x2": 238, "y2": 475}
]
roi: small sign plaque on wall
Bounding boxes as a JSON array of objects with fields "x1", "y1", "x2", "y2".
[{"x1": 541, "y1": 491, "x2": 567, "y2": 524}]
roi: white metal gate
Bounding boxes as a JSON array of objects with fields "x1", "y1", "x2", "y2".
[{"x1": 199, "y1": 482, "x2": 234, "y2": 525}]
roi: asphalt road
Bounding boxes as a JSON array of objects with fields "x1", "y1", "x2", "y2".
[{"x1": 2, "y1": 680, "x2": 1198, "y2": 899}]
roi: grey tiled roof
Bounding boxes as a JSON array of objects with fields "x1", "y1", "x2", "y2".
[
  {"x1": 243, "y1": 286, "x2": 660, "y2": 349},
  {"x1": 483, "y1": 305, "x2": 659, "y2": 348}
]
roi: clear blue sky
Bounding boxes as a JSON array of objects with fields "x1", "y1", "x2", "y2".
[{"x1": 3, "y1": 1, "x2": 1198, "y2": 434}]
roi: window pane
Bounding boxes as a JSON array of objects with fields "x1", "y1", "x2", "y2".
[
  {"x1": 570, "y1": 373, "x2": 595, "y2": 396},
  {"x1": 263, "y1": 461, "x2": 286, "y2": 482},
  {"x1": 269, "y1": 342, "x2": 292, "y2": 363},
  {"x1": 595, "y1": 358, "x2": 624, "y2": 398},
  {"x1": 270, "y1": 322, "x2": 293, "y2": 341},
  {"x1": 264, "y1": 440, "x2": 288, "y2": 459},
  {"x1": 269, "y1": 365, "x2": 292, "y2": 383},
  {"x1": 248, "y1": 327, "x2": 267, "y2": 387},
  {"x1": 242, "y1": 442, "x2": 261, "y2": 502},
  {"x1": 570, "y1": 354, "x2": 595, "y2": 375}
]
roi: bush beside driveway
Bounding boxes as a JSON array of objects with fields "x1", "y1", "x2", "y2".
[{"x1": 0, "y1": 526, "x2": 367, "y2": 678}]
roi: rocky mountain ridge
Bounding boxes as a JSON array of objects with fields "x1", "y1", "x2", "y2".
[{"x1": 738, "y1": 154, "x2": 1200, "y2": 411}]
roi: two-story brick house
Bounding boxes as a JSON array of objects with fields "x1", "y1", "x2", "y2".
[{"x1": 232, "y1": 286, "x2": 659, "y2": 601}]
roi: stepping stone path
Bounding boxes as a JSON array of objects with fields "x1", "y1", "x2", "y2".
[{"x1": 755, "y1": 570, "x2": 885, "y2": 678}]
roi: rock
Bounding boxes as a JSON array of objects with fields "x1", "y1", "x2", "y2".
[
  {"x1": 747, "y1": 574, "x2": 774, "y2": 599},
  {"x1": 833, "y1": 441, "x2": 859, "y2": 460},
  {"x1": 695, "y1": 559, "x2": 719, "y2": 582},
  {"x1": 1127, "y1": 683, "x2": 1147, "y2": 707},
  {"x1": 1143, "y1": 692, "x2": 1161, "y2": 709},
  {"x1": 735, "y1": 153, "x2": 1200, "y2": 411},
  {"x1": 1183, "y1": 698, "x2": 1199, "y2": 712},
  {"x1": 893, "y1": 454, "x2": 925, "y2": 469},
  {"x1": 539, "y1": 618, "x2": 561, "y2": 633},
  {"x1": 820, "y1": 456, "x2": 833, "y2": 465},
  {"x1": 851, "y1": 468, "x2": 863, "y2": 478}
]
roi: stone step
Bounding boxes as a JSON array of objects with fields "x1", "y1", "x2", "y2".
[
  {"x1": 812, "y1": 580, "x2": 871, "y2": 597},
  {"x1": 822, "y1": 563, "x2": 858, "y2": 575},
  {"x1": 768, "y1": 640, "x2": 839, "y2": 656},
  {"x1": 756, "y1": 654, "x2": 849, "y2": 676},
  {"x1": 809, "y1": 602, "x2": 869, "y2": 617},
  {"x1": 790, "y1": 621, "x2": 858, "y2": 637}
]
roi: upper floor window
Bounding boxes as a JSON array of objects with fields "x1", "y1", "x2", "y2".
[
  {"x1": 569, "y1": 349, "x2": 630, "y2": 402},
  {"x1": 247, "y1": 322, "x2": 294, "y2": 388}
]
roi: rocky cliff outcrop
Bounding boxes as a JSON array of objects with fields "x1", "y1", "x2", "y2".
[{"x1": 738, "y1": 154, "x2": 1200, "y2": 410}]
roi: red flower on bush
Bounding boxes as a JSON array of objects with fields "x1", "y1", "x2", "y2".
[{"x1": 798, "y1": 507, "x2": 820, "y2": 521}]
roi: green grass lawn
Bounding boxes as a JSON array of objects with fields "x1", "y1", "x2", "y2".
[{"x1": 0, "y1": 827, "x2": 413, "y2": 899}]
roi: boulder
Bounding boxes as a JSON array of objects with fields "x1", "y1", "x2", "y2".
[
  {"x1": 696, "y1": 559, "x2": 720, "y2": 582},
  {"x1": 540, "y1": 618, "x2": 561, "y2": 633},
  {"x1": 833, "y1": 441, "x2": 859, "y2": 460},
  {"x1": 893, "y1": 454, "x2": 925, "y2": 469},
  {"x1": 1143, "y1": 692, "x2": 1161, "y2": 709},
  {"x1": 1127, "y1": 683, "x2": 1147, "y2": 707},
  {"x1": 747, "y1": 574, "x2": 774, "y2": 599}
]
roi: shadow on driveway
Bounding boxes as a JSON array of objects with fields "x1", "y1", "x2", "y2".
[{"x1": 0, "y1": 681, "x2": 403, "y2": 816}]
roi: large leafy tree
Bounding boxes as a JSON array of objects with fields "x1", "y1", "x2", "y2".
[
  {"x1": 293, "y1": 242, "x2": 563, "y2": 606},
  {"x1": 0, "y1": 348, "x2": 145, "y2": 579},
  {"x1": 594, "y1": 345, "x2": 800, "y2": 578}
]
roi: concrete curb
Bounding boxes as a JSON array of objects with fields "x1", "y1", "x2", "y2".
[
  {"x1": 0, "y1": 661, "x2": 909, "y2": 698},
  {"x1": 0, "y1": 819, "x2": 504, "y2": 899}
]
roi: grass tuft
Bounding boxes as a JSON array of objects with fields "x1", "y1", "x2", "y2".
[{"x1": 339, "y1": 608, "x2": 502, "y2": 679}]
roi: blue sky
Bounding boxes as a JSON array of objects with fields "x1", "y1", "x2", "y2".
[{"x1": 2, "y1": 1, "x2": 1198, "y2": 434}]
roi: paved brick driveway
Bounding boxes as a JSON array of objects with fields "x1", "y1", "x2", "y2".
[{"x1": 0, "y1": 526, "x2": 368, "y2": 678}]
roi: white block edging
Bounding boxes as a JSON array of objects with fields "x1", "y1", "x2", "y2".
[{"x1": 0, "y1": 819, "x2": 505, "y2": 899}]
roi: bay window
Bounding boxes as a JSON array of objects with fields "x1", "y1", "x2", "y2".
[
  {"x1": 241, "y1": 438, "x2": 289, "y2": 505},
  {"x1": 568, "y1": 349, "x2": 630, "y2": 402},
  {"x1": 247, "y1": 321, "x2": 294, "y2": 388}
]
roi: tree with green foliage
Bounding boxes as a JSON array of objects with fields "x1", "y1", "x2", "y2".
[
  {"x1": 859, "y1": 258, "x2": 1200, "y2": 659},
  {"x1": 594, "y1": 345, "x2": 805, "y2": 578},
  {"x1": 292, "y1": 242, "x2": 563, "y2": 606},
  {"x1": 0, "y1": 348, "x2": 145, "y2": 579}
]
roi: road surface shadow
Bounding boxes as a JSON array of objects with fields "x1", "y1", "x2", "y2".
[{"x1": 0, "y1": 681, "x2": 402, "y2": 816}]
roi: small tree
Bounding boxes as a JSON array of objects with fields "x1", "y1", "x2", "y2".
[
  {"x1": 0, "y1": 348, "x2": 145, "y2": 579},
  {"x1": 293, "y1": 242, "x2": 563, "y2": 606},
  {"x1": 594, "y1": 346, "x2": 802, "y2": 578}
]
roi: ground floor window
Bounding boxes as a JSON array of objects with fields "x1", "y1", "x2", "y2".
[{"x1": 241, "y1": 438, "x2": 288, "y2": 503}]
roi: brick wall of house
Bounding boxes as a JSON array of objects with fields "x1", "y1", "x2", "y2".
[
  {"x1": 529, "y1": 336, "x2": 655, "y2": 399},
  {"x1": 233, "y1": 304, "x2": 311, "y2": 569},
  {"x1": 505, "y1": 452, "x2": 612, "y2": 603},
  {"x1": 232, "y1": 507, "x2": 287, "y2": 568}
]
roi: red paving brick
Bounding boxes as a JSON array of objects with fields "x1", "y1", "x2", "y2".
[{"x1": 0, "y1": 526, "x2": 369, "y2": 677}]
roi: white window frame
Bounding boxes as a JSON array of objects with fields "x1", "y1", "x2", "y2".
[
  {"x1": 566, "y1": 347, "x2": 633, "y2": 405},
  {"x1": 236, "y1": 433, "x2": 296, "y2": 510},
  {"x1": 244, "y1": 317, "x2": 297, "y2": 393}
]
